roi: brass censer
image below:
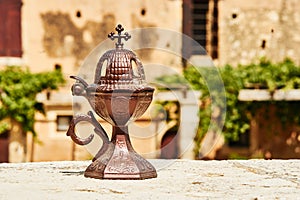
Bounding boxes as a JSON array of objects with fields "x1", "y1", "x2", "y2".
[{"x1": 67, "y1": 24, "x2": 157, "y2": 179}]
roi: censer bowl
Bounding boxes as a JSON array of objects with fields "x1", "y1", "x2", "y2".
[{"x1": 86, "y1": 88, "x2": 154, "y2": 126}]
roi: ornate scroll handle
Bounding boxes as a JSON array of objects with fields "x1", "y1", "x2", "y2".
[{"x1": 66, "y1": 111, "x2": 109, "y2": 145}]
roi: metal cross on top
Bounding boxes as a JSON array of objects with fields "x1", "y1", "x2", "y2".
[{"x1": 108, "y1": 24, "x2": 131, "y2": 49}]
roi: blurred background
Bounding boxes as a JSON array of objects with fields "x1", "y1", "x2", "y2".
[{"x1": 0, "y1": 0, "x2": 300, "y2": 163}]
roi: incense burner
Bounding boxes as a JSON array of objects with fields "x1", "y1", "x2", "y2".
[{"x1": 67, "y1": 24, "x2": 157, "y2": 179}]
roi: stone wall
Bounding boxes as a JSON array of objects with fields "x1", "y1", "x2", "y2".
[
  {"x1": 22, "y1": 0, "x2": 182, "y2": 78},
  {"x1": 26, "y1": 0, "x2": 300, "y2": 70},
  {"x1": 219, "y1": 0, "x2": 300, "y2": 66}
]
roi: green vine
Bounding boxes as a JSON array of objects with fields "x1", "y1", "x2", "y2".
[
  {"x1": 0, "y1": 66, "x2": 65, "y2": 136},
  {"x1": 156, "y1": 58, "x2": 300, "y2": 155}
]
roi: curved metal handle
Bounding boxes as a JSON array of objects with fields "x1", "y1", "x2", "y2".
[
  {"x1": 70, "y1": 75, "x2": 89, "y2": 87},
  {"x1": 131, "y1": 57, "x2": 146, "y2": 81},
  {"x1": 94, "y1": 56, "x2": 109, "y2": 84},
  {"x1": 70, "y1": 75, "x2": 91, "y2": 97},
  {"x1": 66, "y1": 111, "x2": 109, "y2": 145}
]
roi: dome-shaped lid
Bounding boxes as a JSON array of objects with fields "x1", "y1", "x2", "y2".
[{"x1": 92, "y1": 24, "x2": 153, "y2": 92}]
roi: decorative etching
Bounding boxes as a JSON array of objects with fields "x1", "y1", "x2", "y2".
[
  {"x1": 133, "y1": 92, "x2": 152, "y2": 119},
  {"x1": 104, "y1": 135, "x2": 139, "y2": 175}
]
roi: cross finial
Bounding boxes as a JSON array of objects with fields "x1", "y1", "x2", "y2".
[{"x1": 108, "y1": 24, "x2": 131, "y2": 49}]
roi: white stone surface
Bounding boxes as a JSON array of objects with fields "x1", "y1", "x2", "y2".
[
  {"x1": 0, "y1": 159, "x2": 299, "y2": 199},
  {"x1": 239, "y1": 89, "x2": 300, "y2": 101}
]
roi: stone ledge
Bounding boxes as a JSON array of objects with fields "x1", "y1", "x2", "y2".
[
  {"x1": 238, "y1": 89, "x2": 300, "y2": 101},
  {"x1": 0, "y1": 159, "x2": 299, "y2": 199}
]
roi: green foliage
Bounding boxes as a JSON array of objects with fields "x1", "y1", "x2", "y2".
[
  {"x1": 184, "y1": 58, "x2": 300, "y2": 145},
  {"x1": 155, "y1": 73, "x2": 188, "y2": 91},
  {"x1": 237, "y1": 58, "x2": 300, "y2": 91},
  {"x1": 228, "y1": 153, "x2": 248, "y2": 160},
  {"x1": 184, "y1": 66, "x2": 229, "y2": 150},
  {"x1": 155, "y1": 74, "x2": 187, "y2": 86},
  {"x1": 0, "y1": 66, "x2": 65, "y2": 136},
  {"x1": 156, "y1": 58, "x2": 300, "y2": 154}
]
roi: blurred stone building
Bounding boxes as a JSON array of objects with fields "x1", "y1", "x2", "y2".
[{"x1": 1, "y1": 0, "x2": 300, "y2": 162}]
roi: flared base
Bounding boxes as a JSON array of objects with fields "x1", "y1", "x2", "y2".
[{"x1": 84, "y1": 129, "x2": 157, "y2": 180}]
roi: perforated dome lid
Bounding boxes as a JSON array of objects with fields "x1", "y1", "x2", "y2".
[{"x1": 92, "y1": 24, "x2": 153, "y2": 92}]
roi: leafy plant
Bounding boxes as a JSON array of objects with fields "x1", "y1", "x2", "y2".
[
  {"x1": 0, "y1": 66, "x2": 65, "y2": 136},
  {"x1": 156, "y1": 58, "x2": 300, "y2": 156},
  {"x1": 238, "y1": 58, "x2": 300, "y2": 91}
]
